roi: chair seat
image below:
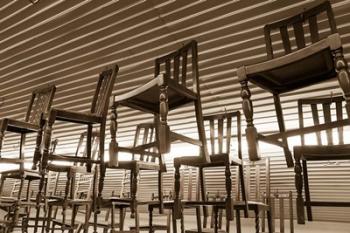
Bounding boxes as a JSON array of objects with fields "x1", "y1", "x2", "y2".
[
  {"x1": 234, "y1": 200, "x2": 269, "y2": 211},
  {"x1": 107, "y1": 160, "x2": 160, "y2": 171},
  {"x1": 46, "y1": 163, "x2": 90, "y2": 174},
  {"x1": 240, "y1": 33, "x2": 341, "y2": 94},
  {"x1": 294, "y1": 144, "x2": 350, "y2": 160},
  {"x1": 0, "y1": 169, "x2": 41, "y2": 180},
  {"x1": 52, "y1": 219, "x2": 82, "y2": 227},
  {"x1": 1, "y1": 118, "x2": 40, "y2": 133},
  {"x1": 174, "y1": 155, "x2": 209, "y2": 167},
  {"x1": 114, "y1": 77, "x2": 197, "y2": 114}
]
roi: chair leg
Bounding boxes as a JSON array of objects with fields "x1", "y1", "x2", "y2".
[
  {"x1": 225, "y1": 164, "x2": 233, "y2": 221},
  {"x1": 235, "y1": 209, "x2": 241, "y2": 233},
  {"x1": 199, "y1": 167, "x2": 208, "y2": 228},
  {"x1": 302, "y1": 160, "x2": 312, "y2": 221},
  {"x1": 238, "y1": 165, "x2": 249, "y2": 218},
  {"x1": 293, "y1": 150, "x2": 305, "y2": 224},
  {"x1": 171, "y1": 207, "x2": 177, "y2": 233},
  {"x1": 46, "y1": 205, "x2": 53, "y2": 233},
  {"x1": 130, "y1": 168, "x2": 139, "y2": 219},
  {"x1": 195, "y1": 206, "x2": 202, "y2": 233},
  {"x1": 213, "y1": 206, "x2": 218, "y2": 233},
  {"x1": 158, "y1": 84, "x2": 170, "y2": 153},
  {"x1": 174, "y1": 163, "x2": 182, "y2": 219},
  {"x1": 148, "y1": 206, "x2": 153, "y2": 233},
  {"x1": 254, "y1": 208, "x2": 260, "y2": 233},
  {"x1": 267, "y1": 208, "x2": 273, "y2": 233},
  {"x1": 333, "y1": 47, "x2": 350, "y2": 116}
]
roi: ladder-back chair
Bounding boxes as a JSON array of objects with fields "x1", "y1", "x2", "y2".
[
  {"x1": 237, "y1": 0, "x2": 350, "y2": 168},
  {"x1": 43, "y1": 131, "x2": 100, "y2": 233},
  {"x1": 174, "y1": 111, "x2": 248, "y2": 230},
  {"x1": 101, "y1": 122, "x2": 166, "y2": 232},
  {"x1": 109, "y1": 41, "x2": 209, "y2": 223},
  {"x1": 234, "y1": 158, "x2": 272, "y2": 233},
  {"x1": 294, "y1": 96, "x2": 350, "y2": 224}
]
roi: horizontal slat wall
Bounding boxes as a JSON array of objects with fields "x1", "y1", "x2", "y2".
[{"x1": 1, "y1": 0, "x2": 350, "y2": 222}]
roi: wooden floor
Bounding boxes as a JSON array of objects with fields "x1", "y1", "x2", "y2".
[{"x1": 12, "y1": 213, "x2": 350, "y2": 233}]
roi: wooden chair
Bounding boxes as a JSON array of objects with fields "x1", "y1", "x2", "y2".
[
  {"x1": 294, "y1": 96, "x2": 350, "y2": 224},
  {"x1": 38, "y1": 65, "x2": 118, "y2": 232},
  {"x1": 236, "y1": 0, "x2": 350, "y2": 168},
  {"x1": 262, "y1": 191, "x2": 294, "y2": 233},
  {"x1": 173, "y1": 111, "x2": 248, "y2": 232},
  {"x1": 42, "y1": 131, "x2": 100, "y2": 233},
  {"x1": 49, "y1": 172, "x2": 94, "y2": 233},
  {"x1": 0, "y1": 84, "x2": 56, "y2": 232},
  {"x1": 148, "y1": 166, "x2": 196, "y2": 233},
  {"x1": 108, "y1": 40, "x2": 209, "y2": 222},
  {"x1": 234, "y1": 158, "x2": 273, "y2": 233},
  {"x1": 99, "y1": 122, "x2": 166, "y2": 232}
]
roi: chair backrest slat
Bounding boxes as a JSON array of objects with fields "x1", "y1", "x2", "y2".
[
  {"x1": 293, "y1": 21, "x2": 306, "y2": 49},
  {"x1": 181, "y1": 51, "x2": 188, "y2": 85},
  {"x1": 226, "y1": 117, "x2": 232, "y2": 156},
  {"x1": 298, "y1": 96, "x2": 345, "y2": 146},
  {"x1": 311, "y1": 103, "x2": 322, "y2": 145},
  {"x1": 280, "y1": 26, "x2": 292, "y2": 54},
  {"x1": 218, "y1": 118, "x2": 224, "y2": 154},
  {"x1": 309, "y1": 15, "x2": 320, "y2": 43},
  {"x1": 204, "y1": 111, "x2": 240, "y2": 157},
  {"x1": 322, "y1": 103, "x2": 333, "y2": 145},
  {"x1": 91, "y1": 65, "x2": 118, "y2": 117},
  {"x1": 174, "y1": 55, "x2": 180, "y2": 83},
  {"x1": 264, "y1": 1, "x2": 336, "y2": 59},
  {"x1": 209, "y1": 119, "x2": 215, "y2": 155},
  {"x1": 336, "y1": 101, "x2": 344, "y2": 144}
]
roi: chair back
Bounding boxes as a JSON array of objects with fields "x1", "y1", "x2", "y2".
[
  {"x1": 131, "y1": 123, "x2": 166, "y2": 171},
  {"x1": 298, "y1": 96, "x2": 346, "y2": 146},
  {"x1": 25, "y1": 84, "x2": 56, "y2": 126},
  {"x1": 73, "y1": 173, "x2": 94, "y2": 200},
  {"x1": 203, "y1": 111, "x2": 242, "y2": 159},
  {"x1": 155, "y1": 40, "x2": 200, "y2": 94},
  {"x1": 75, "y1": 131, "x2": 100, "y2": 166},
  {"x1": 91, "y1": 65, "x2": 118, "y2": 117},
  {"x1": 264, "y1": 0, "x2": 337, "y2": 59},
  {"x1": 238, "y1": 158, "x2": 270, "y2": 202}
]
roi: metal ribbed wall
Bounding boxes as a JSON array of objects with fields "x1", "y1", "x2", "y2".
[{"x1": 1, "y1": 0, "x2": 350, "y2": 222}]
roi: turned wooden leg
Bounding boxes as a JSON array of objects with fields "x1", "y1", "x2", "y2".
[
  {"x1": 254, "y1": 208, "x2": 260, "y2": 233},
  {"x1": 109, "y1": 104, "x2": 119, "y2": 167},
  {"x1": 240, "y1": 80, "x2": 260, "y2": 161},
  {"x1": 159, "y1": 84, "x2": 170, "y2": 153},
  {"x1": 174, "y1": 162, "x2": 182, "y2": 219},
  {"x1": 130, "y1": 168, "x2": 139, "y2": 219},
  {"x1": 33, "y1": 118, "x2": 45, "y2": 170},
  {"x1": 294, "y1": 149, "x2": 305, "y2": 224},
  {"x1": 334, "y1": 48, "x2": 350, "y2": 116},
  {"x1": 199, "y1": 167, "x2": 208, "y2": 228},
  {"x1": 225, "y1": 164, "x2": 233, "y2": 221}
]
